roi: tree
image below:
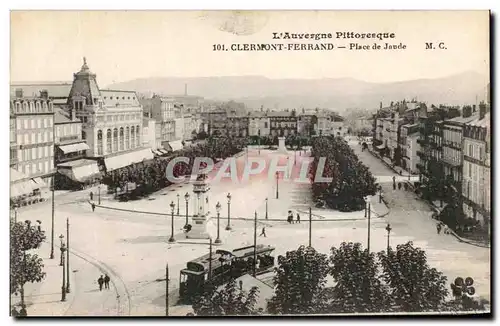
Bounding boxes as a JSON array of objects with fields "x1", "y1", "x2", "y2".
[
  {"x1": 377, "y1": 242, "x2": 448, "y2": 312},
  {"x1": 267, "y1": 246, "x2": 329, "y2": 315},
  {"x1": 10, "y1": 220, "x2": 47, "y2": 303},
  {"x1": 192, "y1": 280, "x2": 261, "y2": 316},
  {"x1": 327, "y1": 242, "x2": 389, "y2": 313}
]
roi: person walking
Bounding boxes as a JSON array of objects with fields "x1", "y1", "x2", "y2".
[
  {"x1": 91, "y1": 202, "x2": 96, "y2": 212},
  {"x1": 287, "y1": 211, "x2": 293, "y2": 224},
  {"x1": 296, "y1": 213, "x2": 301, "y2": 224},
  {"x1": 392, "y1": 176, "x2": 396, "y2": 190},
  {"x1": 98, "y1": 275, "x2": 104, "y2": 291},
  {"x1": 259, "y1": 227, "x2": 267, "y2": 237},
  {"x1": 398, "y1": 182, "x2": 402, "y2": 190},
  {"x1": 104, "y1": 274, "x2": 110, "y2": 290},
  {"x1": 436, "y1": 223, "x2": 442, "y2": 235},
  {"x1": 90, "y1": 191, "x2": 94, "y2": 201}
]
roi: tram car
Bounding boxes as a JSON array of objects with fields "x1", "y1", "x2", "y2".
[{"x1": 179, "y1": 244, "x2": 275, "y2": 302}]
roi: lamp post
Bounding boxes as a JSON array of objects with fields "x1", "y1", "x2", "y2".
[
  {"x1": 385, "y1": 223, "x2": 392, "y2": 252},
  {"x1": 60, "y1": 240, "x2": 66, "y2": 302},
  {"x1": 184, "y1": 192, "x2": 190, "y2": 228},
  {"x1": 365, "y1": 196, "x2": 372, "y2": 253},
  {"x1": 98, "y1": 184, "x2": 101, "y2": 205},
  {"x1": 176, "y1": 194, "x2": 180, "y2": 216},
  {"x1": 215, "y1": 202, "x2": 222, "y2": 244},
  {"x1": 275, "y1": 172, "x2": 279, "y2": 199},
  {"x1": 168, "y1": 201, "x2": 176, "y2": 243},
  {"x1": 265, "y1": 197, "x2": 268, "y2": 219},
  {"x1": 50, "y1": 178, "x2": 55, "y2": 259},
  {"x1": 226, "y1": 193, "x2": 232, "y2": 231},
  {"x1": 59, "y1": 234, "x2": 64, "y2": 266}
]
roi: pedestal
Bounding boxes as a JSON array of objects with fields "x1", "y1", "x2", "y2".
[
  {"x1": 278, "y1": 137, "x2": 287, "y2": 153},
  {"x1": 186, "y1": 214, "x2": 211, "y2": 239}
]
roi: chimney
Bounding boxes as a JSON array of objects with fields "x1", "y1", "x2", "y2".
[
  {"x1": 479, "y1": 102, "x2": 486, "y2": 120},
  {"x1": 462, "y1": 106, "x2": 472, "y2": 118},
  {"x1": 40, "y1": 89, "x2": 48, "y2": 99},
  {"x1": 15, "y1": 88, "x2": 23, "y2": 98}
]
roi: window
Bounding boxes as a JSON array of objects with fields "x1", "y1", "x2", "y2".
[
  {"x1": 122, "y1": 97, "x2": 125, "y2": 100},
  {"x1": 119, "y1": 127, "x2": 124, "y2": 151},
  {"x1": 24, "y1": 134, "x2": 29, "y2": 144},
  {"x1": 469, "y1": 144, "x2": 473, "y2": 157},
  {"x1": 45, "y1": 161, "x2": 49, "y2": 173},
  {"x1": 97, "y1": 130, "x2": 103, "y2": 156},
  {"x1": 31, "y1": 133, "x2": 35, "y2": 143},
  {"x1": 45, "y1": 146, "x2": 49, "y2": 157},
  {"x1": 113, "y1": 128, "x2": 118, "y2": 152},
  {"x1": 110, "y1": 97, "x2": 113, "y2": 100}
]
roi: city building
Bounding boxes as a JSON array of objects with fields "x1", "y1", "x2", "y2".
[
  {"x1": 227, "y1": 114, "x2": 249, "y2": 138},
  {"x1": 203, "y1": 110, "x2": 228, "y2": 137},
  {"x1": 66, "y1": 58, "x2": 152, "y2": 173},
  {"x1": 400, "y1": 123, "x2": 420, "y2": 174},
  {"x1": 296, "y1": 112, "x2": 315, "y2": 137},
  {"x1": 269, "y1": 111, "x2": 297, "y2": 137},
  {"x1": 10, "y1": 90, "x2": 55, "y2": 201},
  {"x1": 148, "y1": 95, "x2": 176, "y2": 142},
  {"x1": 441, "y1": 107, "x2": 477, "y2": 203},
  {"x1": 314, "y1": 114, "x2": 332, "y2": 136},
  {"x1": 10, "y1": 82, "x2": 72, "y2": 105},
  {"x1": 54, "y1": 107, "x2": 87, "y2": 165},
  {"x1": 248, "y1": 111, "x2": 270, "y2": 137},
  {"x1": 142, "y1": 117, "x2": 157, "y2": 150},
  {"x1": 462, "y1": 103, "x2": 490, "y2": 234},
  {"x1": 331, "y1": 115, "x2": 347, "y2": 137}
]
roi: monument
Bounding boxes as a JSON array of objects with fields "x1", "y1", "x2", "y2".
[
  {"x1": 186, "y1": 174, "x2": 211, "y2": 239},
  {"x1": 278, "y1": 137, "x2": 287, "y2": 153}
]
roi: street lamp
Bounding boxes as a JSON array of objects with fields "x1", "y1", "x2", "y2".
[
  {"x1": 226, "y1": 193, "x2": 232, "y2": 231},
  {"x1": 184, "y1": 192, "x2": 190, "y2": 228},
  {"x1": 59, "y1": 234, "x2": 65, "y2": 266},
  {"x1": 60, "y1": 239, "x2": 66, "y2": 302},
  {"x1": 385, "y1": 223, "x2": 392, "y2": 252},
  {"x1": 215, "y1": 202, "x2": 222, "y2": 244},
  {"x1": 98, "y1": 184, "x2": 101, "y2": 205},
  {"x1": 365, "y1": 196, "x2": 372, "y2": 253},
  {"x1": 275, "y1": 172, "x2": 279, "y2": 199},
  {"x1": 176, "y1": 194, "x2": 180, "y2": 216},
  {"x1": 168, "y1": 201, "x2": 176, "y2": 243},
  {"x1": 265, "y1": 197, "x2": 268, "y2": 219}
]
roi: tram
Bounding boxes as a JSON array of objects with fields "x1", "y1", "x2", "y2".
[{"x1": 179, "y1": 244, "x2": 275, "y2": 302}]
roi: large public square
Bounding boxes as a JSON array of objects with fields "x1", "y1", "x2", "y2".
[{"x1": 12, "y1": 139, "x2": 491, "y2": 316}]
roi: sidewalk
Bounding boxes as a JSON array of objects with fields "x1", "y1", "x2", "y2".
[
  {"x1": 404, "y1": 182, "x2": 490, "y2": 249},
  {"x1": 367, "y1": 149, "x2": 418, "y2": 178},
  {"x1": 11, "y1": 241, "x2": 75, "y2": 316}
]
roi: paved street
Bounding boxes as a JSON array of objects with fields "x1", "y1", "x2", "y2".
[
  {"x1": 12, "y1": 143, "x2": 490, "y2": 316},
  {"x1": 351, "y1": 142, "x2": 491, "y2": 301}
]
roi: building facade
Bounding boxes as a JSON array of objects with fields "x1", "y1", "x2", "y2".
[
  {"x1": 54, "y1": 107, "x2": 87, "y2": 165},
  {"x1": 462, "y1": 106, "x2": 490, "y2": 232},
  {"x1": 149, "y1": 95, "x2": 176, "y2": 142},
  {"x1": 10, "y1": 91, "x2": 55, "y2": 186},
  {"x1": 142, "y1": 118, "x2": 157, "y2": 150},
  {"x1": 248, "y1": 111, "x2": 270, "y2": 137},
  {"x1": 269, "y1": 111, "x2": 297, "y2": 137}
]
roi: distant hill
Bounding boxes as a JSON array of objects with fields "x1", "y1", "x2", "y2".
[{"x1": 106, "y1": 71, "x2": 488, "y2": 111}]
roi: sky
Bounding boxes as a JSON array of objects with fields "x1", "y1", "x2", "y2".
[{"x1": 10, "y1": 10, "x2": 490, "y2": 86}]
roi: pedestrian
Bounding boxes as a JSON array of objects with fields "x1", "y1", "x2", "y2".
[
  {"x1": 296, "y1": 213, "x2": 301, "y2": 223},
  {"x1": 392, "y1": 176, "x2": 396, "y2": 190},
  {"x1": 90, "y1": 191, "x2": 94, "y2": 201},
  {"x1": 104, "y1": 274, "x2": 110, "y2": 289},
  {"x1": 287, "y1": 211, "x2": 292, "y2": 224},
  {"x1": 436, "y1": 223, "x2": 442, "y2": 234},
  {"x1": 91, "y1": 203, "x2": 96, "y2": 212},
  {"x1": 398, "y1": 182, "x2": 402, "y2": 190},
  {"x1": 98, "y1": 275, "x2": 104, "y2": 291},
  {"x1": 19, "y1": 305, "x2": 27, "y2": 317},
  {"x1": 259, "y1": 227, "x2": 267, "y2": 237}
]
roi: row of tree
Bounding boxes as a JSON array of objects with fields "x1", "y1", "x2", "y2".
[
  {"x1": 101, "y1": 137, "x2": 247, "y2": 197},
  {"x1": 10, "y1": 220, "x2": 46, "y2": 312},
  {"x1": 309, "y1": 136, "x2": 377, "y2": 211},
  {"x1": 192, "y1": 242, "x2": 488, "y2": 315}
]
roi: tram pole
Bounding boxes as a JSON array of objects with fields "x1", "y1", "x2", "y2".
[
  {"x1": 308, "y1": 207, "x2": 312, "y2": 247},
  {"x1": 208, "y1": 238, "x2": 213, "y2": 281},
  {"x1": 253, "y1": 211, "x2": 257, "y2": 277},
  {"x1": 165, "y1": 264, "x2": 169, "y2": 316}
]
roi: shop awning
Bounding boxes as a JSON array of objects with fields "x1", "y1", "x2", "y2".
[
  {"x1": 376, "y1": 144, "x2": 386, "y2": 150},
  {"x1": 168, "y1": 140, "x2": 184, "y2": 152},
  {"x1": 59, "y1": 142, "x2": 90, "y2": 154},
  {"x1": 58, "y1": 159, "x2": 101, "y2": 183},
  {"x1": 104, "y1": 148, "x2": 154, "y2": 171},
  {"x1": 32, "y1": 177, "x2": 47, "y2": 188},
  {"x1": 11, "y1": 179, "x2": 38, "y2": 198},
  {"x1": 158, "y1": 149, "x2": 170, "y2": 155}
]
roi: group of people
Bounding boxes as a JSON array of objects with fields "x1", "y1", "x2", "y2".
[
  {"x1": 97, "y1": 274, "x2": 111, "y2": 291},
  {"x1": 287, "y1": 210, "x2": 301, "y2": 224},
  {"x1": 436, "y1": 222, "x2": 450, "y2": 235}
]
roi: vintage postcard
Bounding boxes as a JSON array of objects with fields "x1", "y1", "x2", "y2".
[{"x1": 9, "y1": 10, "x2": 491, "y2": 317}]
